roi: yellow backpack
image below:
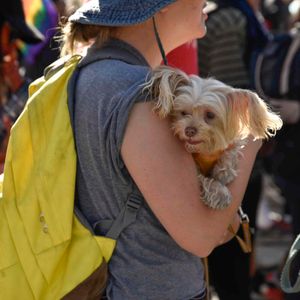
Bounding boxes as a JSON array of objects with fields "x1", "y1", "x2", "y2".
[{"x1": 0, "y1": 54, "x2": 140, "y2": 299}]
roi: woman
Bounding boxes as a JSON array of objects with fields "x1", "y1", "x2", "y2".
[{"x1": 63, "y1": 0, "x2": 262, "y2": 299}]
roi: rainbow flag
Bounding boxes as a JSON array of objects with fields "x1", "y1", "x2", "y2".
[{"x1": 20, "y1": 0, "x2": 58, "y2": 65}]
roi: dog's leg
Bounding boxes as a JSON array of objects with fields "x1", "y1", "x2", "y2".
[
  {"x1": 198, "y1": 173, "x2": 232, "y2": 209},
  {"x1": 211, "y1": 144, "x2": 243, "y2": 185}
]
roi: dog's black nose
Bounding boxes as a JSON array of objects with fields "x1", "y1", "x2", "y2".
[{"x1": 185, "y1": 127, "x2": 197, "y2": 137}]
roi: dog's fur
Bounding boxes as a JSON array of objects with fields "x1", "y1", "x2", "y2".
[{"x1": 143, "y1": 66, "x2": 283, "y2": 209}]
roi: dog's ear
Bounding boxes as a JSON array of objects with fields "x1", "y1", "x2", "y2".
[
  {"x1": 226, "y1": 89, "x2": 283, "y2": 139},
  {"x1": 143, "y1": 66, "x2": 190, "y2": 118}
]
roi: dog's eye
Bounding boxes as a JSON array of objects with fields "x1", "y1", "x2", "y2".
[
  {"x1": 181, "y1": 111, "x2": 189, "y2": 116},
  {"x1": 205, "y1": 111, "x2": 215, "y2": 120}
]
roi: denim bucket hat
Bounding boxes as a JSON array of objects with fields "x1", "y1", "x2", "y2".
[{"x1": 69, "y1": 0, "x2": 177, "y2": 26}]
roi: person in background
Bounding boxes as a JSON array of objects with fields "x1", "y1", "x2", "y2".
[
  {"x1": 59, "y1": 0, "x2": 263, "y2": 298},
  {"x1": 255, "y1": 3, "x2": 300, "y2": 298},
  {"x1": 167, "y1": 40, "x2": 199, "y2": 75},
  {"x1": 261, "y1": 0, "x2": 292, "y2": 33},
  {"x1": 0, "y1": 0, "x2": 44, "y2": 172},
  {"x1": 267, "y1": 8, "x2": 300, "y2": 298},
  {"x1": 270, "y1": 89, "x2": 300, "y2": 300},
  {"x1": 53, "y1": 0, "x2": 67, "y2": 16},
  {"x1": 198, "y1": 1, "x2": 270, "y2": 299}
]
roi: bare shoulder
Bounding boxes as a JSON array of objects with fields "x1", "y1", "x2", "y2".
[{"x1": 122, "y1": 101, "x2": 188, "y2": 156}]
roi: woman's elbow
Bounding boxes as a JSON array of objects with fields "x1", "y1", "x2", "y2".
[
  {"x1": 176, "y1": 237, "x2": 216, "y2": 258},
  {"x1": 186, "y1": 243, "x2": 215, "y2": 258}
]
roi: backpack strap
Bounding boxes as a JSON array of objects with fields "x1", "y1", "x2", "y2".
[
  {"x1": 67, "y1": 46, "x2": 144, "y2": 240},
  {"x1": 93, "y1": 192, "x2": 142, "y2": 239}
]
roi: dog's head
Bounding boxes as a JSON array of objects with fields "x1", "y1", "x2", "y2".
[{"x1": 143, "y1": 66, "x2": 282, "y2": 154}]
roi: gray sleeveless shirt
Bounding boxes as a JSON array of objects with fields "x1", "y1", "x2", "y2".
[{"x1": 74, "y1": 39, "x2": 205, "y2": 300}]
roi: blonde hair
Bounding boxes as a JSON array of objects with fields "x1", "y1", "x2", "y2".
[{"x1": 59, "y1": 20, "x2": 115, "y2": 56}]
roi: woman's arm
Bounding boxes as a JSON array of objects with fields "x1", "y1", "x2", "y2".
[{"x1": 121, "y1": 102, "x2": 261, "y2": 257}]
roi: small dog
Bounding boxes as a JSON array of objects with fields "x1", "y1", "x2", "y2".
[{"x1": 143, "y1": 66, "x2": 283, "y2": 209}]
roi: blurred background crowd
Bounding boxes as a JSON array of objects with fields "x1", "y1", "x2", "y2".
[{"x1": 0, "y1": 0, "x2": 300, "y2": 299}]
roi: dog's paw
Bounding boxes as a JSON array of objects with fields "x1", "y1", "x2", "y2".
[
  {"x1": 198, "y1": 174, "x2": 232, "y2": 209},
  {"x1": 212, "y1": 165, "x2": 236, "y2": 185},
  {"x1": 212, "y1": 146, "x2": 241, "y2": 185}
]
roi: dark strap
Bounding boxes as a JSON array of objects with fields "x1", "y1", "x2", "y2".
[
  {"x1": 152, "y1": 17, "x2": 168, "y2": 66},
  {"x1": 67, "y1": 49, "x2": 144, "y2": 239},
  {"x1": 93, "y1": 193, "x2": 142, "y2": 239},
  {"x1": 67, "y1": 63, "x2": 80, "y2": 133}
]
